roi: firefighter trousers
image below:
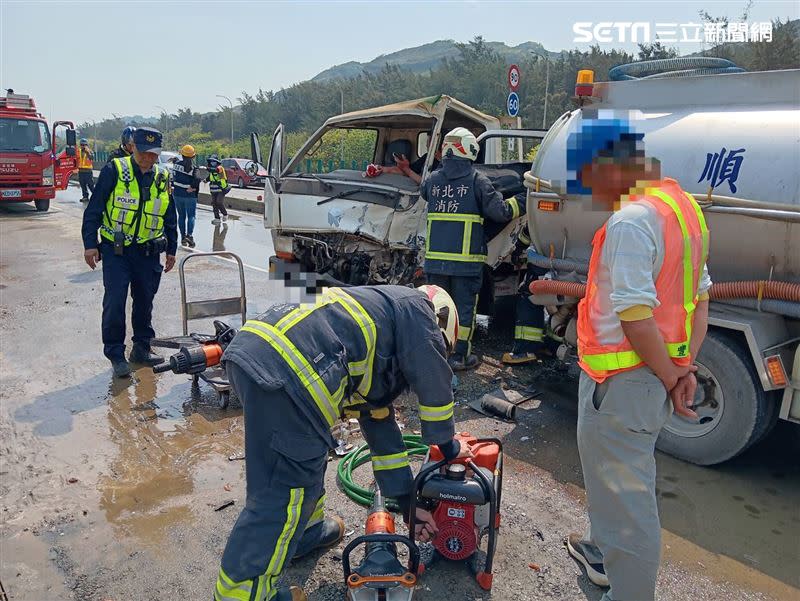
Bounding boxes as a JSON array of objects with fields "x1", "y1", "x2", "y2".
[
  {"x1": 425, "y1": 273, "x2": 482, "y2": 357},
  {"x1": 576, "y1": 367, "x2": 672, "y2": 601},
  {"x1": 216, "y1": 362, "x2": 330, "y2": 601},
  {"x1": 512, "y1": 264, "x2": 547, "y2": 354}
]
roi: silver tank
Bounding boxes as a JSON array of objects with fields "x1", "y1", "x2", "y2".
[{"x1": 527, "y1": 69, "x2": 800, "y2": 282}]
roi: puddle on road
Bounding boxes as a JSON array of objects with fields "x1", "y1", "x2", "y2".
[
  {"x1": 188, "y1": 207, "x2": 274, "y2": 269},
  {"x1": 97, "y1": 369, "x2": 243, "y2": 547}
]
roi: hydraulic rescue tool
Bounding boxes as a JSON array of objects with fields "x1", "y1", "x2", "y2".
[
  {"x1": 409, "y1": 433, "x2": 503, "y2": 591},
  {"x1": 342, "y1": 491, "x2": 419, "y2": 601},
  {"x1": 152, "y1": 320, "x2": 238, "y2": 407}
]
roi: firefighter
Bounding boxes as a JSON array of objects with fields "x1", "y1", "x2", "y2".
[
  {"x1": 215, "y1": 283, "x2": 472, "y2": 601},
  {"x1": 81, "y1": 127, "x2": 178, "y2": 378},
  {"x1": 172, "y1": 144, "x2": 201, "y2": 247},
  {"x1": 77, "y1": 138, "x2": 94, "y2": 202},
  {"x1": 422, "y1": 127, "x2": 524, "y2": 371},
  {"x1": 501, "y1": 225, "x2": 551, "y2": 365},
  {"x1": 107, "y1": 126, "x2": 136, "y2": 163},
  {"x1": 564, "y1": 117, "x2": 710, "y2": 600}
]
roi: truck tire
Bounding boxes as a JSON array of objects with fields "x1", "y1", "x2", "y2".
[
  {"x1": 656, "y1": 329, "x2": 773, "y2": 465},
  {"x1": 34, "y1": 199, "x2": 50, "y2": 212}
]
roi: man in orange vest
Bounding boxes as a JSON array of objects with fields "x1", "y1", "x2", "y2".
[
  {"x1": 78, "y1": 138, "x2": 94, "y2": 202},
  {"x1": 564, "y1": 116, "x2": 710, "y2": 601}
]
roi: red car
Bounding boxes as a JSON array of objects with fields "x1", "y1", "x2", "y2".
[{"x1": 222, "y1": 158, "x2": 267, "y2": 188}]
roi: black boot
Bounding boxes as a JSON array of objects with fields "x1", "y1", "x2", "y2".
[
  {"x1": 448, "y1": 353, "x2": 479, "y2": 371},
  {"x1": 292, "y1": 516, "x2": 345, "y2": 559},
  {"x1": 111, "y1": 359, "x2": 132, "y2": 378},
  {"x1": 129, "y1": 345, "x2": 164, "y2": 366},
  {"x1": 273, "y1": 587, "x2": 307, "y2": 601}
]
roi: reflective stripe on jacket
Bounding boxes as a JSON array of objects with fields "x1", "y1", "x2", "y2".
[
  {"x1": 99, "y1": 156, "x2": 171, "y2": 245},
  {"x1": 222, "y1": 285, "x2": 456, "y2": 452},
  {"x1": 78, "y1": 148, "x2": 93, "y2": 170},
  {"x1": 209, "y1": 167, "x2": 228, "y2": 192},
  {"x1": 577, "y1": 180, "x2": 709, "y2": 382}
]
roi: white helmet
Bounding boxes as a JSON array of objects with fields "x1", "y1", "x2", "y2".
[
  {"x1": 441, "y1": 127, "x2": 479, "y2": 161},
  {"x1": 417, "y1": 284, "x2": 459, "y2": 355}
]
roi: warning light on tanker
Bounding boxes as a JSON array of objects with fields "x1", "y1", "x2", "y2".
[{"x1": 575, "y1": 69, "x2": 594, "y2": 97}]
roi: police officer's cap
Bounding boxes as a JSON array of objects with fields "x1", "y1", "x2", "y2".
[{"x1": 133, "y1": 127, "x2": 163, "y2": 155}]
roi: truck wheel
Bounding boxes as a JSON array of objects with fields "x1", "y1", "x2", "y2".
[
  {"x1": 657, "y1": 329, "x2": 773, "y2": 465},
  {"x1": 34, "y1": 199, "x2": 50, "y2": 212}
]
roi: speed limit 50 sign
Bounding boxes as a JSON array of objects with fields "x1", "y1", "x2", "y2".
[{"x1": 508, "y1": 64, "x2": 520, "y2": 91}]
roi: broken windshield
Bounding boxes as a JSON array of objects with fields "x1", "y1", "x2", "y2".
[{"x1": 293, "y1": 127, "x2": 377, "y2": 174}]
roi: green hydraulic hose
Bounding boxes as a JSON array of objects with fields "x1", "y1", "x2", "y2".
[{"x1": 336, "y1": 434, "x2": 429, "y2": 511}]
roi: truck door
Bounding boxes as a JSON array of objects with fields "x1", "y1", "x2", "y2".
[
  {"x1": 263, "y1": 124, "x2": 284, "y2": 228},
  {"x1": 53, "y1": 121, "x2": 77, "y2": 190}
]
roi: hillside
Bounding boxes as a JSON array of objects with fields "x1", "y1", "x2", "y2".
[{"x1": 312, "y1": 39, "x2": 558, "y2": 82}]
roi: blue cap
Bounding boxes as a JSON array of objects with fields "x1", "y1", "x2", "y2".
[
  {"x1": 79, "y1": 137, "x2": 88, "y2": 145},
  {"x1": 566, "y1": 118, "x2": 643, "y2": 194},
  {"x1": 133, "y1": 127, "x2": 163, "y2": 154}
]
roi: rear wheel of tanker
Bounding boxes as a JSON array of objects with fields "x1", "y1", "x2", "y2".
[
  {"x1": 34, "y1": 199, "x2": 50, "y2": 212},
  {"x1": 656, "y1": 329, "x2": 772, "y2": 465}
]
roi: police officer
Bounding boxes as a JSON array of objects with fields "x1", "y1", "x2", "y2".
[
  {"x1": 82, "y1": 127, "x2": 178, "y2": 378},
  {"x1": 422, "y1": 127, "x2": 525, "y2": 371},
  {"x1": 206, "y1": 155, "x2": 229, "y2": 224},
  {"x1": 172, "y1": 144, "x2": 201, "y2": 247},
  {"x1": 215, "y1": 283, "x2": 473, "y2": 601},
  {"x1": 107, "y1": 126, "x2": 136, "y2": 163}
]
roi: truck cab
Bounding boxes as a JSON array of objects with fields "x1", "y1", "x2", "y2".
[
  {"x1": 0, "y1": 92, "x2": 77, "y2": 212},
  {"x1": 259, "y1": 95, "x2": 544, "y2": 309}
]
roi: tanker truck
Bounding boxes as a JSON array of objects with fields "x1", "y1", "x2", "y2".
[{"x1": 524, "y1": 64, "x2": 799, "y2": 465}]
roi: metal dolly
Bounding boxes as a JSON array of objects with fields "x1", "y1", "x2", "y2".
[{"x1": 152, "y1": 251, "x2": 247, "y2": 408}]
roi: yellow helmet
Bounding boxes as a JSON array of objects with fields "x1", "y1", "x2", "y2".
[
  {"x1": 180, "y1": 144, "x2": 196, "y2": 158},
  {"x1": 417, "y1": 285, "x2": 458, "y2": 355}
]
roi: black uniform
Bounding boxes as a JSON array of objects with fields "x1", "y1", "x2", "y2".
[
  {"x1": 215, "y1": 285, "x2": 460, "y2": 601},
  {"x1": 107, "y1": 145, "x2": 130, "y2": 163},
  {"x1": 422, "y1": 157, "x2": 523, "y2": 358}
]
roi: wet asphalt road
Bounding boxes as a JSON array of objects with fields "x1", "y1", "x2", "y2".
[{"x1": 0, "y1": 185, "x2": 798, "y2": 601}]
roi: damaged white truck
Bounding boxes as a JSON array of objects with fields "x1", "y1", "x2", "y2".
[{"x1": 257, "y1": 95, "x2": 543, "y2": 313}]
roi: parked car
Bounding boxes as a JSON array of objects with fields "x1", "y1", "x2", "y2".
[
  {"x1": 158, "y1": 151, "x2": 180, "y2": 174},
  {"x1": 222, "y1": 157, "x2": 266, "y2": 188}
]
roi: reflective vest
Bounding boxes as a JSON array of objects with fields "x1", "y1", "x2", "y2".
[
  {"x1": 100, "y1": 157, "x2": 171, "y2": 246},
  {"x1": 78, "y1": 148, "x2": 93, "y2": 170},
  {"x1": 577, "y1": 180, "x2": 709, "y2": 382},
  {"x1": 209, "y1": 166, "x2": 228, "y2": 192},
  {"x1": 171, "y1": 158, "x2": 196, "y2": 196}
]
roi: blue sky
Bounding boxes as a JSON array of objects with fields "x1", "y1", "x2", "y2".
[{"x1": 1, "y1": 0, "x2": 797, "y2": 124}]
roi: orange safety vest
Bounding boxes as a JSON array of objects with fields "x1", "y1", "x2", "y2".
[
  {"x1": 78, "y1": 147, "x2": 93, "y2": 170},
  {"x1": 577, "y1": 179, "x2": 709, "y2": 383}
]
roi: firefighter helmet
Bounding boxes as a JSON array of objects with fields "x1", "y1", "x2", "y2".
[
  {"x1": 417, "y1": 284, "x2": 459, "y2": 355},
  {"x1": 442, "y1": 127, "x2": 479, "y2": 161}
]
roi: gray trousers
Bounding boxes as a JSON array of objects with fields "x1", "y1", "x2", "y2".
[
  {"x1": 216, "y1": 362, "x2": 330, "y2": 601},
  {"x1": 577, "y1": 367, "x2": 672, "y2": 601}
]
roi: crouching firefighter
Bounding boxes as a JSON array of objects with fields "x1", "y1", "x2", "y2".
[
  {"x1": 422, "y1": 127, "x2": 525, "y2": 371},
  {"x1": 215, "y1": 284, "x2": 473, "y2": 601}
]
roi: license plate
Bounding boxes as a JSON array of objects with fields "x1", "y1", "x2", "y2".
[{"x1": 1, "y1": 189, "x2": 22, "y2": 198}]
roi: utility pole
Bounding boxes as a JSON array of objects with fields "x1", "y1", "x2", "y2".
[
  {"x1": 530, "y1": 50, "x2": 550, "y2": 129},
  {"x1": 217, "y1": 94, "x2": 234, "y2": 146},
  {"x1": 154, "y1": 105, "x2": 169, "y2": 142}
]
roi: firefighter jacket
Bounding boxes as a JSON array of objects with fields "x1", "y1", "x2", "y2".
[
  {"x1": 172, "y1": 157, "x2": 199, "y2": 197},
  {"x1": 99, "y1": 156, "x2": 171, "y2": 246},
  {"x1": 422, "y1": 157, "x2": 523, "y2": 277},
  {"x1": 222, "y1": 284, "x2": 457, "y2": 498}
]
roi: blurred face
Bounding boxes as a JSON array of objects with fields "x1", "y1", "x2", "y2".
[
  {"x1": 123, "y1": 141, "x2": 135, "y2": 153},
  {"x1": 133, "y1": 148, "x2": 159, "y2": 172},
  {"x1": 578, "y1": 141, "x2": 660, "y2": 208}
]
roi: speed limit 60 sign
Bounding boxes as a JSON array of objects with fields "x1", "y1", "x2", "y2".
[
  {"x1": 507, "y1": 92, "x2": 520, "y2": 117},
  {"x1": 508, "y1": 64, "x2": 520, "y2": 91}
]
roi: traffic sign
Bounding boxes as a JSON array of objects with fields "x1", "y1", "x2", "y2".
[
  {"x1": 508, "y1": 64, "x2": 520, "y2": 91},
  {"x1": 506, "y1": 92, "x2": 520, "y2": 117}
]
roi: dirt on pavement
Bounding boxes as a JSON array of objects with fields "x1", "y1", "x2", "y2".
[{"x1": 1, "y1": 189, "x2": 798, "y2": 601}]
